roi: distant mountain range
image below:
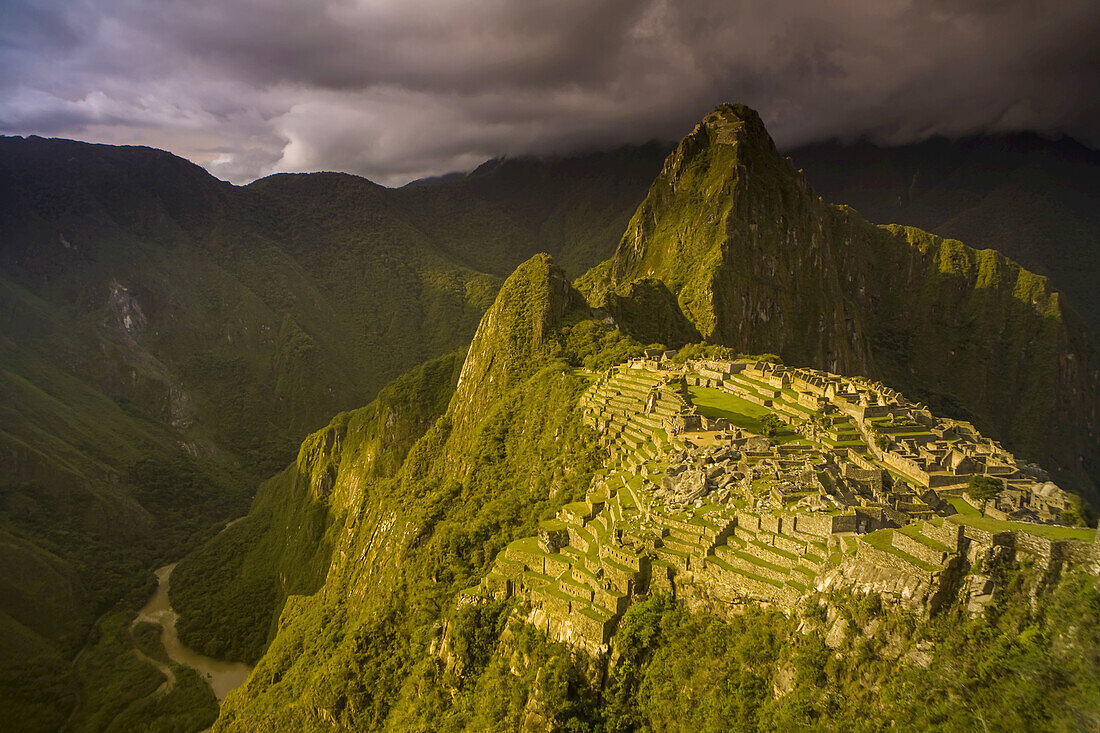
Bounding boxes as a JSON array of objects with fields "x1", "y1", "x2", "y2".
[
  {"x1": 789, "y1": 132, "x2": 1100, "y2": 336},
  {"x1": 0, "y1": 116, "x2": 1098, "y2": 730},
  {"x1": 0, "y1": 136, "x2": 664, "y2": 730}
]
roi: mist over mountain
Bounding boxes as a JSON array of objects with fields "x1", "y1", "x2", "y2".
[{"x1": 4, "y1": 0, "x2": 1098, "y2": 185}]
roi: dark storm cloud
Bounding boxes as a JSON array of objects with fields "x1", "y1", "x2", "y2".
[{"x1": 2, "y1": 0, "x2": 1097, "y2": 185}]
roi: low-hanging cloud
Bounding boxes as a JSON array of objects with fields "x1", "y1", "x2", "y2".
[{"x1": 1, "y1": 0, "x2": 1097, "y2": 185}]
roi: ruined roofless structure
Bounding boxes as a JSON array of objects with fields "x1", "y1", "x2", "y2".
[{"x1": 463, "y1": 355, "x2": 1093, "y2": 654}]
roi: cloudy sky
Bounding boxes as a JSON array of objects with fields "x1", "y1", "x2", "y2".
[{"x1": 2, "y1": 0, "x2": 1097, "y2": 186}]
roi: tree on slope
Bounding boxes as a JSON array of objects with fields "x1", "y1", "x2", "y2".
[{"x1": 968, "y1": 475, "x2": 1003, "y2": 516}]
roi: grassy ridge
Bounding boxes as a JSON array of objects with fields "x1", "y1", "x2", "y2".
[
  {"x1": 211, "y1": 255, "x2": 1100, "y2": 730},
  {"x1": 209, "y1": 257, "x2": 647, "y2": 729},
  {"x1": 0, "y1": 135, "x2": 661, "y2": 727},
  {"x1": 790, "y1": 133, "x2": 1100, "y2": 336},
  {"x1": 946, "y1": 498, "x2": 1096, "y2": 542}
]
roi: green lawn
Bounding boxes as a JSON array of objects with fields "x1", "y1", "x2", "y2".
[
  {"x1": 896, "y1": 523, "x2": 950, "y2": 553},
  {"x1": 735, "y1": 551, "x2": 788, "y2": 576},
  {"x1": 773, "y1": 396, "x2": 816, "y2": 417},
  {"x1": 946, "y1": 498, "x2": 1095, "y2": 542},
  {"x1": 687, "y1": 386, "x2": 796, "y2": 441},
  {"x1": 861, "y1": 529, "x2": 941, "y2": 571},
  {"x1": 725, "y1": 372, "x2": 777, "y2": 395},
  {"x1": 539, "y1": 518, "x2": 570, "y2": 532}
]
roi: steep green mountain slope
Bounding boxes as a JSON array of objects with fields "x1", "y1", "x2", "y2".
[
  {"x1": 207, "y1": 254, "x2": 643, "y2": 729},
  {"x1": 187, "y1": 254, "x2": 1100, "y2": 731},
  {"x1": 790, "y1": 134, "x2": 1100, "y2": 335},
  {"x1": 5, "y1": 116, "x2": 1099, "y2": 730},
  {"x1": 170, "y1": 349, "x2": 466, "y2": 665},
  {"x1": 580, "y1": 104, "x2": 1100, "y2": 503},
  {"x1": 0, "y1": 136, "x2": 661, "y2": 728},
  {"x1": 0, "y1": 139, "x2": 496, "y2": 729}
]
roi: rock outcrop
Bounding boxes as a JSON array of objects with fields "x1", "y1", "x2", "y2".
[{"x1": 581, "y1": 103, "x2": 1100, "y2": 500}]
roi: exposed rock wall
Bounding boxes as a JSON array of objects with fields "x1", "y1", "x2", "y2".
[{"x1": 582, "y1": 103, "x2": 1100, "y2": 500}]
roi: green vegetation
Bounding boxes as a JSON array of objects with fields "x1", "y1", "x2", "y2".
[
  {"x1": 580, "y1": 103, "x2": 1100, "y2": 509},
  {"x1": 896, "y1": 524, "x2": 951, "y2": 554},
  {"x1": 791, "y1": 133, "x2": 1100, "y2": 337},
  {"x1": 759, "y1": 414, "x2": 784, "y2": 439},
  {"x1": 790, "y1": 567, "x2": 1100, "y2": 731},
  {"x1": 132, "y1": 622, "x2": 169, "y2": 664},
  {"x1": 670, "y1": 342, "x2": 737, "y2": 363},
  {"x1": 215, "y1": 364, "x2": 610, "y2": 729},
  {"x1": 204, "y1": 253, "x2": 1099, "y2": 731},
  {"x1": 172, "y1": 350, "x2": 467, "y2": 663},
  {"x1": 947, "y1": 498, "x2": 1096, "y2": 541},
  {"x1": 204, "y1": 259, "x2": 638, "y2": 730},
  {"x1": 968, "y1": 474, "x2": 1005, "y2": 515},
  {"x1": 171, "y1": 517, "x2": 285, "y2": 663},
  {"x1": 473, "y1": 563, "x2": 1095, "y2": 730},
  {"x1": 686, "y1": 385, "x2": 799, "y2": 443},
  {"x1": 65, "y1": 606, "x2": 166, "y2": 733},
  {"x1": 861, "y1": 529, "x2": 941, "y2": 572},
  {"x1": 0, "y1": 135, "x2": 665, "y2": 727},
  {"x1": 0, "y1": 608, "x2": 77, "y2": 733},
  {"x1": 601, "y1": 564, "x2": 1100, "y2": 732},
  {"x1": 6, "y1": 104, "x2": 1100, "y2": 732},
  {"x1": 687, "y1": 386, "x2": 769, "y2": 431},
  {"x1": 120, "y1": 618, "x2": 220, "y2": 733},
  {"x1": 60, "y1": 578, "x2": 214, "y2": 733},
  {"x1": 112, "y1": 663, "x2": 218, "y2": 733},
  {"x1": 603, "y1": 596, "x2": 780, "y2": 731}
]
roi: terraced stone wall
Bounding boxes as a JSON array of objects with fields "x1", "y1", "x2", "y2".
[{"x1": 892, "y1": 532, "x2": 949, "y2": 566}]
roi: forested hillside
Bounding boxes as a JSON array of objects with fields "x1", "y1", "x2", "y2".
[
  {"x1": 790, "y1": 134, "x2": 1100, "y2": 336},
  {"x1": 0, "y1": 136, "x2": 662, "y2": 730}
]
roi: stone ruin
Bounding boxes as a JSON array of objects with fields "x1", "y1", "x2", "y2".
[{"x1": 463, "y1": 355, "x2": 1096, "y2": 654}]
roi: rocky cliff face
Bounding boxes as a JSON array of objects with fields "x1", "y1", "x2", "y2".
[
  {"x1": 590, "y1": 104, "x2": 869, "y2": 372},
  {"x1": 789, "y1": 133, "x2": 1100, "y2": 338},
  {"x1": 583, "y1": 104, "x2": 1100, "y2": 500}
]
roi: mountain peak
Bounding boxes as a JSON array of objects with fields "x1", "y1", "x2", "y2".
[
  {"x1": 595, "y1": 103, "x2": 819, "y2": 345},
  {"x1": 702, "y1": 103, "x2": 770, "y2": 141},
  {"x1": 581, "y1": 102, "x2": 1100, "y2": 498},
  {"x1": 449, "y1": 253, "x2": 585, "y2": 430},
  {"x1": 660, "y1": 104, "x2": 785, "y2": 182}
]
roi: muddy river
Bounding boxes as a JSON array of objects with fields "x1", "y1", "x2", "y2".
[{"x1": 134, "y1": 562, "x2": 253, "y2": 702}]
